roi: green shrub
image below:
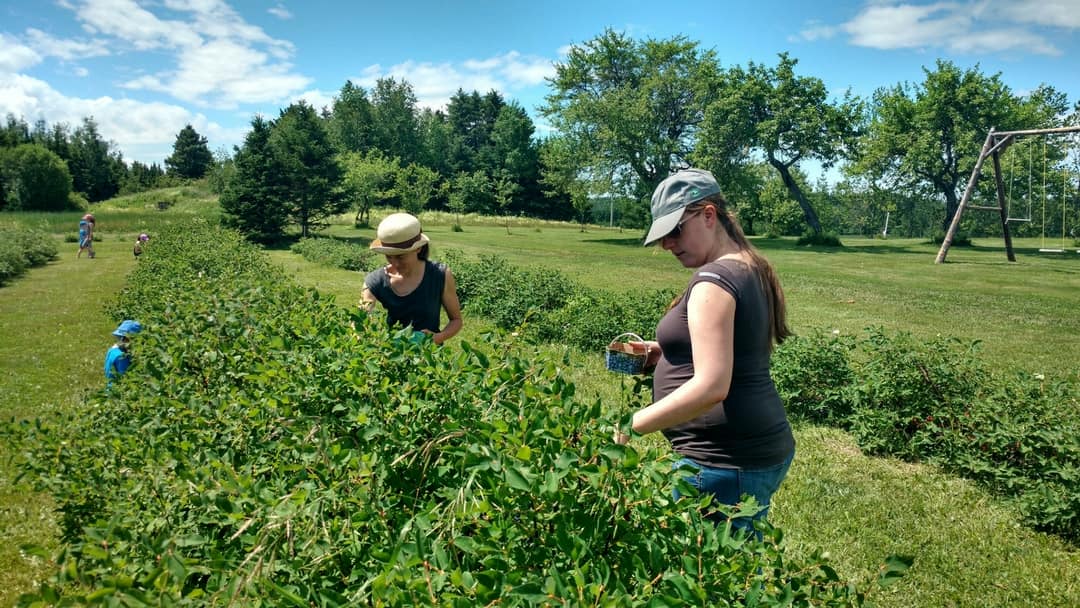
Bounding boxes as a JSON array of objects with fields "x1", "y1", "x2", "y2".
[
  {"x1": 847, "y1": 329, "x2": 985, "y2": 460},
  {"x1": 0, "y1": 226, "x2": 58, "y2": 285},
  {"x1": 796, "y1": 230, "x2": 843, "y2": 247},
  {"x1": 773, "y1": 330, "x2": 856, "y2": 425},
  {"x1": 290, "y1": 236, "x2": 379, "y2": 272},
  {"x1": 8, "y1": 220, "x2": 881, "y2": 605},
  {"x1": 929, "y1": 230, "x2": 972, "y2": 247}
]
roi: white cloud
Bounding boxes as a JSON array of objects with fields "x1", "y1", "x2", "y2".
[
  {"x1": 794, "y1": 21, "x2": 839, "y2": 42},
  {"x1": 269, "y1": 4, "x2": 293, "y2": 20},
  {"x1": 0, "y1": 34, "x2": 41, "y2": 73},
  {"x1": 25, "y1": 28, "x2": 111, "y2": 61},
  {"x1": 121, "y1": 38, "x2": 311, "y2": 108},
  {"x1": 61, "y1": 0, "x2": 307, "y2": 107},
  {"x1": 838, "y1": 1, "x2": 1067, "y2": 56},
  {"x1": 355, "y1": 52, "x2": 555, "y2": 112},
  {"x1": 0, "y1": 72, "x2": 231, "y2": 164},
  {"x1": 292, "y1": 89, "x2": 336, "y2": 114},
  {"x1": 992, "y1": 0, "x2": 1080, "y2": 29}
]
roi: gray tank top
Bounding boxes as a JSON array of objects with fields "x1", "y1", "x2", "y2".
[
  {"x1": 653, "y1": 259, "x2": 794, "y2": 469},
  {"x1": 364, "y1": 260, "x2": 446, "y2": 333}
]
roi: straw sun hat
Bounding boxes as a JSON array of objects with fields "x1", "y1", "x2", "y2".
[{"x1": 370, "y1": 213, "x2": 430, "y2": 255}]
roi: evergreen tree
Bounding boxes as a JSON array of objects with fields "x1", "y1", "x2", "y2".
[
  {"x1": 269, "y1": 102, "x2": 346, "y2": 237},
  {"x1": 69, "y1": 117, "x2": 122, "y2": 202},
  {"x1": 220, "y1": 116, "x2": 288, "y2": 243},
  {"x1": 165, "y1": 124, "x2": 213, "y2": 179}
]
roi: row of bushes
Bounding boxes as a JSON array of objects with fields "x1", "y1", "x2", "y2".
[
  {"x1": 9, "y1": 220, "x2": 884, "y2": 605},
  {"x1": 291, "y1": 236, "x2": 379, "y2": 272},
  {"x1": 288, "y1": 236, "x2": 1080, "y2": 541},
  {"x1": 0, "y1": 225, "x2": 58, "y2": 286},
  {"x1": 773, "y1": 329, "x2": 1079, "y2": 541}
]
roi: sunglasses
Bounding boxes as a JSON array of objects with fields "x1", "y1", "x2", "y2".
[{"x1": 666, "y1": 209, "x2": 703, "y2": 239}]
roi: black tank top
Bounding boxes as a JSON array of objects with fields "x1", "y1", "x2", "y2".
[
  {"x1": 653, "y1": 259, "x2": 794, "y2": 468},
  {"x1": 364, "y1": 260, "x2": 446, "y2": 333}
]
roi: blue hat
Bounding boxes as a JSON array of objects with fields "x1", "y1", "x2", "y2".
[{"x1": 112, "y1": 320, "x2": 143, "y2": 338}]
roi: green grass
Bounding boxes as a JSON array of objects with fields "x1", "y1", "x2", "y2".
[
  {"x1": 3, "y1": 199, "x2": 1079, "y2": 606},
  {"x1": 0, "y1": 237, "x2": 136, "y2": 607},
  {"x1": 320, "y1": 214, "x2": 1080, "y2": 378}
]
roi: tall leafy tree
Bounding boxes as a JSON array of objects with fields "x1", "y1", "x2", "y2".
[
  {"x1": 340, "y1": 149, "x2": 400, "y2": 226},
  {"x1": 165, "y1": 124, "x2": 213, "y2": 178},
  {"x1": 327, "y1": 80, "x2": 376, "y2": 153},
  {"x1": 696, "y1": 53, "x2": 864, "y2": 235},
  {"x1": 220, "y1": 116, "x2": 288, "y2": 242},
  {"x1": 394, "y1": 163, "x2": 439, "y2": 215},
  {"x1": 0, "y1": 144, "x2": 73, "y2": 211},
  {"x1": 853, "y1": 60, "x2": 1065, "y2": 230},
  {"x1": 270, "y1": 102, "x2": 347, "y2": 237},
  {"x1": 371, "y1": 78, "x2": 421, "y2": 165},
  {"x1": 542, "y1": 29, "x2": 722, "y2": 206},
  {"x1": 416, "y1": 108, "x2": 454, "y2": 178},
  {"x1": 488, "y1": 103, "x2": 540, "y2": 214}
]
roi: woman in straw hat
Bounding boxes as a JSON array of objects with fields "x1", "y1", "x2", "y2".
[
  {"x1": 615, "y1": 168, "x2": 794, "y2": 536},
  {"x1": 361, "y1": 213, "x2": 463, "y2": 345}
]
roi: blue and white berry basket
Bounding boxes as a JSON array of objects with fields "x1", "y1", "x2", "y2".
[{"x1": 605, "y1": 332, "x2": 649, "y2": 375}]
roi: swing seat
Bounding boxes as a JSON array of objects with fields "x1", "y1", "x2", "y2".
[{"x1": 1038, "y1": 248, "x2": 1064, "y2": 253}]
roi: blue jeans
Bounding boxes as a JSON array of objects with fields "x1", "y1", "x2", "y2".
[{"x1": 672, "y1": 450, "x2": 794, "y2": 535}]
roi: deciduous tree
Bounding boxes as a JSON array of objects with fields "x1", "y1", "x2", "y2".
[
  {"x1": 340, "y1": 150, "x2": 400, "y2": 227},
  {"x1": 0, "y1": 144, "x2": 73, "y2": 211},
  {"x1": 696, "y1": 53, "x2": 864, "y2": 235},
  {"x1": 853, "y1": 61, "x2": 1065, "y2": 230},
  {"x1": 542, "y1": 29, "x2": 722, "y2": 208}
]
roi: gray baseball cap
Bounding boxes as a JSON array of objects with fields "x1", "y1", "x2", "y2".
[{"x1": 643, "y1": 168, "x2": 722, "y2": 246}]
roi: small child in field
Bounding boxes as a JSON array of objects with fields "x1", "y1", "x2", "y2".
[
  {"x1": 105, "y1": 320, "x2": 142, "y2": 385},
  {"x1": 77, "y1": 214, "x2": 96, "y2": 259},
  {"x1": 134, "y1": 233, "x2": 150, "y2": 257}
]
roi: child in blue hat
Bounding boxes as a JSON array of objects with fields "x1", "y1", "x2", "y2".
[{"x1": 105, "y1": 320, "x2": 142, "y2": 384}]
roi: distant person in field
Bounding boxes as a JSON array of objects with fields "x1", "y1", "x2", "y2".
[
  {"x1": 134, "y1": 233, "x2": 150, "y2": 257},
  {"x1": 614, "y1": 168, "x2": 795, "y2": 536},
  {"x1": 360, "y1": 213, "x2": 463, "y2": 345},
  {"x1": 77, "y1": 213, "x2": 95, "y2": 259},
  {"x1": 104, "y1": 320, "x2": 142, "y2": 386}
]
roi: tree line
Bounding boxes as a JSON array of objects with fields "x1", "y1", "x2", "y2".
[
  {"x1": 0, "y1": 116, "x2": 213, "y2": 211},
  {"x1": 5, "y1": 28, "x2": 1079, "y2": 242}
]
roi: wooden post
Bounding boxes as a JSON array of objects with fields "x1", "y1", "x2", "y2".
[
  {"x1": 991, "y1": 147, "x2": 1016, "y2": 262},
  {"x1": 935, "y1": 129, "x2": 996, "y2": 264}
]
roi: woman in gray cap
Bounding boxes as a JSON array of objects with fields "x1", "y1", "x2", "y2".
[
  {"x1": 616, "y1": 168, "x2": 794, "y2": 535},
  {"x1": 361, "y1": 213, "x2": 463, "y2": 345}
]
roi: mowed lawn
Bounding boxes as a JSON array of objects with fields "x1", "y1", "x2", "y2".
[
  {"x1": 2, "y1": 205, "x2": 1078, "y2": 607},
  {"x1": 321, "y1": 217, "x2": 1080, "y2": 378}
]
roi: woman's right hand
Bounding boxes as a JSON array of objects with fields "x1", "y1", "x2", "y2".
[{"x1": 631, "y1": 340, "x2": 661, "y2": 372}]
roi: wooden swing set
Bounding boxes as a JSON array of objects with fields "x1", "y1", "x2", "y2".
[{"x1": 935, "y1": 125, "x2": 1080, "y2": 263}]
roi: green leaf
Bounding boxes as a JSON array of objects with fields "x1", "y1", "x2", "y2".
[
  {"x1": 878, "y1": 554, "x2": 914, "y2": 587},
  {"x1": 505, "y1": 465, "x2": 534, "y2": 491}
]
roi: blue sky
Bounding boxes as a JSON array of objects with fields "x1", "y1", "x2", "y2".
[{"x1": 1, "y1": 0, "x2": 1078, "y2": 167}]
